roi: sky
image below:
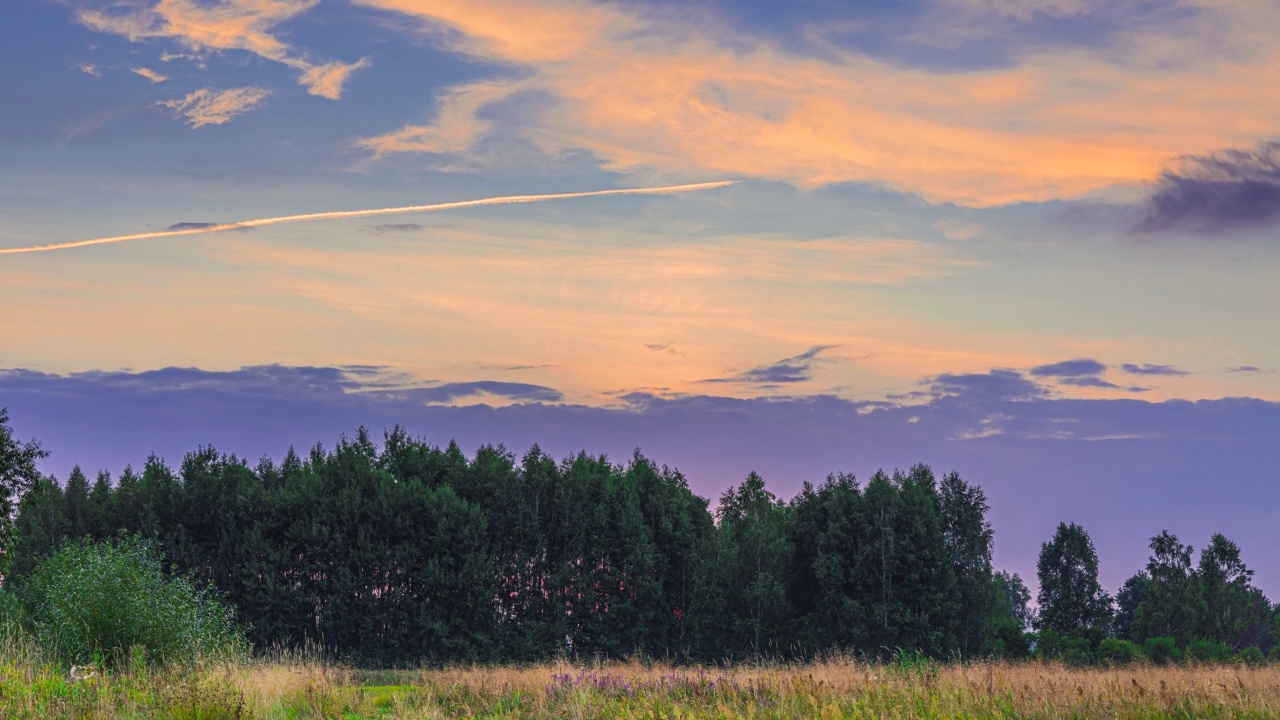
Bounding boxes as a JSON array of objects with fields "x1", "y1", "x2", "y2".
[{"x1": 2, "y1": 0, "x2": 1279, "y2": 598}]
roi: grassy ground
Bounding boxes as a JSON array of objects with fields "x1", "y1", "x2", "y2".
[{"x1": 2, "y1": 637, "x2": 1278, "y2": 719}]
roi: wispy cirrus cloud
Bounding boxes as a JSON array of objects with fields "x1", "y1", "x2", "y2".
[
  {"x1": 131, "y1": 66, "x2": 169, "y2": 83},
  {"x1": 1059, "y1": 375, "x2": 1123, "y2": 390},
  {"x1": 1136, "y1": 141, "x2": 1280, "y2": 235},
  {"x1": 356, "y1": 79, "x2": 527, "y2": 158},
  {"x1": 159, "y1": 86, "x2": 271, "y2": 128},
  {"x1": 1228, "y1": 365, "x2": 1271, "y2": 375},
  {"x1": 76, "y1": 62, "x2": 101, "y2": 76},
  {"x1": 352, "y1": 0, "x2": 1280, "y2": 206},
  {"x1": 78, "y1": 0, "x2": 368, "y2": 99},
  {"x1": 703, "y1": 345, "x2": 837, "y2": 386},
  {"x1": 1122, "y1": 363, "x2": 1188, "y2": 376}
]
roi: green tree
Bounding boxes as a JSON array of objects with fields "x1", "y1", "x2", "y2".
[
  {"x1": 991, "y1": 570, "x2": 1033, "y2": 658},
  {"x1": 0, "y1": 408, "x2": 47, "y2": 578},
  {"x1": 788, "y1": 472, "x2": 868, "y2": 655},
  {"x1": 62, "y1": 466, "x2": 92, "y2": 539},
  {"x1": 714, "y1": 472, "x2": 794, "y2": 658},
  {"x1": 1197, "y1": 533, "x2": 1255, "y2": 649},
  {"x1": 1112, "y1": 572, "x2": 1150, "y2": 641},
  {"x1": 938, "y1": 470, "x2": 996, "y2": 657},
  {"x1": 994, "y1": 570, "x2": 1033, "y2": 628},
  {"x1": 7, "y1": 476, "x2": 65, "y2": 582},
  {"x1": 1035, "y1": 522, "x2": 1111, "y2": 636},
  {"x1": 1134, "y1": 530, "x2": 1203, "y2": 645}
]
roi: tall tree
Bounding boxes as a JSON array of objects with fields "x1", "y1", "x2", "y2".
[
  {"x1": 1112, "y1": 572, "x2": 1150, "y2": 641},
  {"x1": 1035, "y1": 522, "x2": 1111, "y2": 635},
  {"x1": 994, "y1": 570, "x2": 1033, "y2": 629},
  {"x1": 788, "y1": 472, "x2": 868, "y2": 655},
  {"x1": 939, "y1": 470, "x2": 996, "y2": 657},
  {"x1": 714, "y1": 472, "x2": 794, "y2": 658},
  {"x1": 991, "y1": 570, "x2": 1034, "y2": 657},
  {"x1": 1134, "y1": 530, "x2": 1203, "y2": 644},
  {"x1": 0, "y1": 408, "x2": 47, "y2": 578},
  {"x1": 1197, "y1": 533, "x2": 1257, "y2": 649}
]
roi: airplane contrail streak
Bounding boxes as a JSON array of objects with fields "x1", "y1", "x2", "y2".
[{"x1": 0, "y1": 181, "x2": 737, "y2": 255}]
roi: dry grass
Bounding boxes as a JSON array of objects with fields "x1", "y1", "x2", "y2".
[
  {"x1": 4, "y1": 636, "x2": 1279, "y2": 720},
  {"x1": 230, "y1": 657, "x2": 1280, "y2": 719}
]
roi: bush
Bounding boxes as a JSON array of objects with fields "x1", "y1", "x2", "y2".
[
  {"x1": 990, "y1": 618, "x2": 1032, "y2": 659},
  {"x1": 0, "y1": 587, "x2": 21, "y2": 632},
  {"x1": 1236, "y1": 646, "x2": 1265, "y2": 666},
  {"x1": 1186, "y1": 639, "x2": 1232, "y2": 664},
  {"x1": 1098, "y1": 638, "x2": 1143, "y2": 665},
  {"x1": 1269, "y1": 645, "x2": 1280, "y2": 664},
  {"x1": 1143, "y1": 637, "x2": 1182, "y2": 665},
  {"x1": 17, "y1": 536, "x2": 245, "y2": 668}
]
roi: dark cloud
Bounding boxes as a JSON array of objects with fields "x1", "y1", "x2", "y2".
[
  {"x1": 1121, "y1": 363, "x2": 1188, "y2": 377},
  {"x1": 1227, "y1": 366, "x2": 1270, "y2": 374},
  {"x1": 0, "y1": 366, "x2": 557, "y2": 409},
  {"x1": 929, "y1": 369, "x2": 1048, "y2": 402},
  {"x1": 703, "y1": 345, "x2": 836, "y2": 385},
  {"x1": 1136, "y1": 141, "x2": 1280, "y2": 235},
  {"x1": 1060, "y1": 376, "x2": 1122, "y2": 389},
  {"x1": 372, "y1": 223, "x2": 423, "y2": 233},
  {"x1": 3, "y1": 362, "x2": 1279, "y2": 601},
  {"x1": 1029, "y1": 358, "x2": 1107, "y2": 378},
  {"x1": 166, "y1": 222, "x2": 251, "y2": 232}
]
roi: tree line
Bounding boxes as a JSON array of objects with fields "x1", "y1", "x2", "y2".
[{"x1": 1, "y1": 412, "x2": 1277, "y2": 665}]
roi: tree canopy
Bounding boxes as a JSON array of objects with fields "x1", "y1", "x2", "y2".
[{"x1": 3, "y1": 415, "x2": 1276, "y2": 665}]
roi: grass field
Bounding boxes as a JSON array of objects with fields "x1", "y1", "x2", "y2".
[{"x1": 3, "y1": 636, "x2": 1279, "y2": 719}]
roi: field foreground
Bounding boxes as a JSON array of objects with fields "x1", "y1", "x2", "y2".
[{"x1": 3, "y1": 653, "x2": 1280, "y2": 719}]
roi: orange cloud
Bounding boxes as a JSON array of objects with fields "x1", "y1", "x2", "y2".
[
  {"x1": 160, "y1": 86, "x2": 271, "y2": 127},
  {"x1": 131, "y1": 66, "x2": 170, "y2": 83},
  {"x1": 353, "y1": 0, "x2": 1280, "y2": 206},
  {"x1": 80, "y1": 0, "x2": 367, "y2": 99},
  {"x1": 357, "y1": 79, "x2": 532, "y2": 156}
]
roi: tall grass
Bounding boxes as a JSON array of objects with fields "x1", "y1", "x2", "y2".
[{"x1": 2, "y1": 645, "x2": 1278, "y2": 719}]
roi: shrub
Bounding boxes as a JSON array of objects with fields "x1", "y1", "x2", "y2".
[
  {"x1": 1269, "y1": 645, "x2": 1280, "y2": 664},
  {"x1": 17, "y1": 536, "x2": 245, "y2": 668},
  {"x1": 1034, "y1": 628, "x2": 1098, "y2": 665},
  {"x1": 0, "y1": 587, "x2": 21, "y2": 632},
  {"x1": 1236, "y1": 646, "x2": 1264, "y2": 666},
  {"x1": 1186, "y1": 639, "x2": 1231, "y2": 664},
  {"x1": 1097, "y1": 638, "x2": 1143, "y2": 665},
  {"x1": 1143, "y1": 637, "x2": 1182, "y2": 665},
  {"x1": 990, "y1": 618, "x2": 1032, "y2": 659}
]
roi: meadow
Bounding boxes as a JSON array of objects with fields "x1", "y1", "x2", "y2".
[{"x1": 3, "y1": 636, "x2": 1279, "y2": 720}]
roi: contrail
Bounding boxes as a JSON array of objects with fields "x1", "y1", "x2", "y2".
[{"x1": 0, "y1": 181, "x2": 736, "y2": 255}]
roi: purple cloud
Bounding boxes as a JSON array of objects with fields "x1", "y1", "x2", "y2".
[
  {"x1": 702, "y1": 345, "x2": 836, "y2": 385},
  {"x1": 1030, "y1": 358, "x2": 1107, "y2": 378},
  {"x1": 1121, "y1": 363, "x2": 1188, "y2": 377},
  {"x1": 929, "y1": 369, "x2": 1048, "y2": 402},
  {"x1": 1060, "y1": 376, "x2": 1122, "y2": 389},
  {"x1": 1228, "y1": 366, "x2": 1270, "y2": 374},
  {"x1": 1136, "y1": 141, "x2": 1280, "y2": 235}
]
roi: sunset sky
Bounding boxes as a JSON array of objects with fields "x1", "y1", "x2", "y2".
[{"x1": 2, "y1": 0, "x2": 1279, "y2": 595}]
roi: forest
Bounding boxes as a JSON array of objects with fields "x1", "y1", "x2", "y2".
[{"x1": 1, "y1": 410, "x2": 1277, "y2": 667}]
